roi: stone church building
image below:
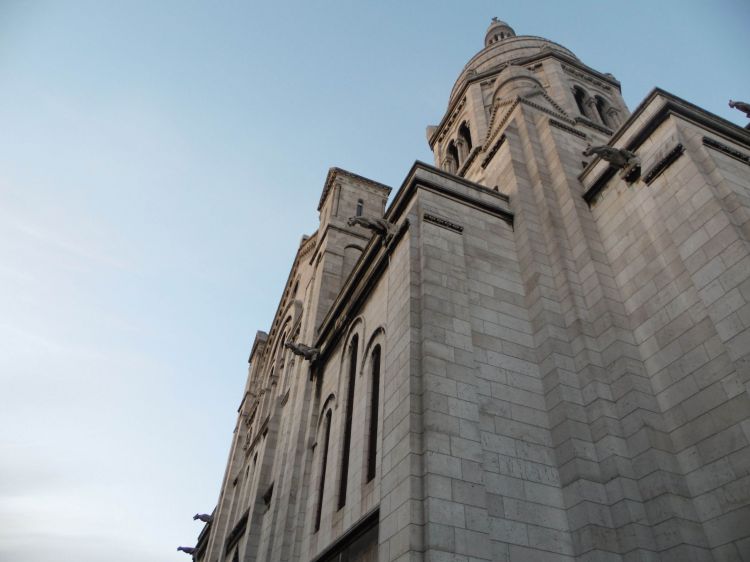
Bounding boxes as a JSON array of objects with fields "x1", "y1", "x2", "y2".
[{"x1": 186, "y1": 19, "x2": 750, "y2": 562}]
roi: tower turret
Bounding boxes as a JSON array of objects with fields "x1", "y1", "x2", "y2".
[
  {"x1": 484, "y1": 17, "x2": 515, "y2": 46},
  {"x1": 427, "y1": 19, "x2": 630, "y2": 183}
]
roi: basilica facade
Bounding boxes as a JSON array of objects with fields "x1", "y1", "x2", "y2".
[{"x1": 188, "y1": 19, "x2": 750, "y2": 562}]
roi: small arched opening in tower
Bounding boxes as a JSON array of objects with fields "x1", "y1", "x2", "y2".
[
  {"x1": 573, "y1": 86, "x2": 588, "y2": 117},
  {"x1": 595, "y1": 95, "x2": 618, "y2": 129},
  {"x1": 445, "y1": 140, "x2": 459, "y2": 174},
  {"x1": 458, "y1": 121, "x2": 473, "y2": 155}
]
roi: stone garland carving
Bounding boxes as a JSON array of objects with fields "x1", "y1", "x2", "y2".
[
  {"x1": 703, "y1": 136, "x2": 750, "y2": 166},
  {"x1": 561, "y1": 64, "x2": 612, "y2": 91},
  {"x1": 423, "y1": 213, "x2": 464, "y2": 233},
  {"x1": 549, "y1": 119, "x2": 587, "y2": 139},
  {"x1": 642, "y1": 143, "x2": 685, "y2": 184}
]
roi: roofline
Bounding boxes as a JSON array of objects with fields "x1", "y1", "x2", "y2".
[
  {"x1": 317, "y1": 166, "x2": 392, "y2": 211},
  {"x1": 313, "y1": 161, "x2": 513, "y2": 362},
  {"x1": 581, "y1": 87, "x2": 750, "y2": 204}
]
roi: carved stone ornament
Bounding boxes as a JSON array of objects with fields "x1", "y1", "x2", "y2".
[
  {"x1": 193, "y1": 513, "x2": 213, "y2": 523},
  {"x1": 347, "y1": 215, "x2": 400, "y2": 246},
  {"x1": 283, "y1": 341, "x2": 319, "y2": 362},
  {"x1": 729, "y1": 99, "x2": 750, "y2": 119},
  {"x1": 583, "y1": 144, "x2": 640, "y2": 181},
  {"x1": 177, "y1": 546, "x2": 196, "y2": 554}
]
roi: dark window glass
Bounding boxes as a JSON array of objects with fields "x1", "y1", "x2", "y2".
[
  {"x1": 367, "y1": 346, "x2": 381, "y2": 482},
  {"x1": 315, "y1": 410, "x2": 332, "y2": 532},
  {"x1": 338, "y1": 336, "x2": 358, "y2": 508}
]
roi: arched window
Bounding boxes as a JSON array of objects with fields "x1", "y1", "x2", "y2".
[
  {"x1": 356, "y1": 199, "x2": 363, "y2": 217},
  {"x1": 366, "y1": 345, "x2": 381, "y2": 482},
  {"x1": 445, "y1": 141, "x2": 459, "y2": 174},
  {"x1": 595, "y1": 96, "x2": 617, "y2": 128},
  {"x1": 458, "y1": 121, "x2": 472, "y2": 152},
  {"x1": 315, "y1": 410, "x2": 332, "y2": 532},
  {"x1": 338, "y1": 335, "x2": 358, "y2": 508},
  {"x1": 573, "y1": 86, "x2": 588, "y2": 116}
]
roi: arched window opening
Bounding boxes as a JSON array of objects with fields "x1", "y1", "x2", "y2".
[
  {"x1": 338, "y1": 335, "x2": 358, "y2": 509},
  {"x1": 315, "y1": 410, "x2": 332, "y2": 532},
  {"x1": 595, "y1": 96, "x2": 617, "y2": 128},
  {"x1": 458, "y1": 121, "x2": 472, "y2": 152},
  {"x1": 445, "y1": 141, "x2": 459, "y2": 174},
  {"x1": 573, "y1": 86, "x2": 587, "y2": 116},
  {"x1": 356, "y1": 199, "x2": 364, "y2": 217},
  {"x1": 366, "y1": 345, "x2": 381, "y2": 482}
]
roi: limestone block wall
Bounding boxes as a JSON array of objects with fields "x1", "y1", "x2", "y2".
[{"x1": 589, "y1": 114, "x2": 750, "y2": 559}]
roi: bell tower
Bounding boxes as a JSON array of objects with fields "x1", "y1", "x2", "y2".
[{"x1": 427, "y1": 19, "x2": 630, "y2": 185}]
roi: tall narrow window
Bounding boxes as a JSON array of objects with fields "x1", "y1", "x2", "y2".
[
  {"x1": 338, "y1": 336, "x2": 358, "y2": 509},
  {"x1": 356, "y1": 199, "x2": 363, "y2": 217},
  {"x1": 315, "y1": 410, "x2": 332, "y2": 532},
  {"x1": 367, "y1": 345, "x2": 381, "y2": 482}
]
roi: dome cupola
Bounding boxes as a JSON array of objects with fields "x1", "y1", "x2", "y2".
[{"x1": 484, "y1": 17, "x2": 516, "y2": 47}]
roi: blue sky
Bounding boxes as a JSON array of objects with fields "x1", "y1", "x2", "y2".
[{"x1": 1, "y1": 1, "x2": 748, "y2": 561}]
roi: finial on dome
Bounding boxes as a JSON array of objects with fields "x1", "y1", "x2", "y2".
[{"x1": 485, "y1": 18, "x2": 516, "y2": 47}]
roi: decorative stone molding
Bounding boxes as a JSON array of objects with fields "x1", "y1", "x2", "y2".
[
  {"x1": 549, "y1": 119, "x2": 587, "y2": 139},
  {"x1": 436, "y1": 97, "x2": 467, "y2": 143},
  {"x1": 642, "y1": 143, "x2": 685, "y2": 184},
  {"x1": 562, "y1": 64, "x2": 612, "y2": 91},
  {"x1": 458, "y1": 146, "x2": 481, "y2": 176},
  {"x1": 298, "y1": 233, "x2": 318, "y2": 259},
  {"x1": 423, "y1": 213, "x2": 464, "y2": 233},
  {"x1": 481, "y1": 134, "x2": 507, "y2": 169},
  {"x1": 575, "y1": 116, "x2": 614, "y2": 135},
  {"x1": 703, "y1": 136, "x2": 750, "y2": 166}
]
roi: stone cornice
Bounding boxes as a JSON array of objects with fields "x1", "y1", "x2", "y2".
[
  {"x1": 581, "y1": 88, "x2": 750, "y2": 205},
  {"x1": 435, "y1": 97, "x2": 467, "y2": 144},
  {"x1": 457, "y1": 146, "x2": 481, "y2": 176},
  {"x1": 313, "y1": 162, "x2": 512, "y2": 365},
  {"x1": 549, "y1": 119, "x2": 588, "y2": 139},
  {"x1": 317, "y1": 166, "x2": 392, "y2": 212},
  {"x1": 562, "y1": 63, "x2": 613, "y2": 91}
]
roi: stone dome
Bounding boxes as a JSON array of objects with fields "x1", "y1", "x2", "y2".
[{"x1": 448, "y1": 20, "x2": 578, "y2": 106}]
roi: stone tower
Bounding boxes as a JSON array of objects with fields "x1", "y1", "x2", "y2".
[{"x1": 190, "y1": 19, "x2": 750, "y2": 562}]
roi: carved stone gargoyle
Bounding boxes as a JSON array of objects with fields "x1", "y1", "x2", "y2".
[
  {"x1": 583, "y1": 144, "x2": 640, "y2": 181},
  {"x1": 729, "y1": 99, "x2": 750, "y2": 119},
  {"x1": 284, "y1": 341, "x2": 319, "y2": 363},
  {"x1": 177, "y1": 546, "x2": 196, "y2": 555},
  {"x1": 193, "y1": 513, "x2": 213, "y2": 523},
  {"x1": 347, "y1": 216, "x2": 400, "y2": 246}
]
